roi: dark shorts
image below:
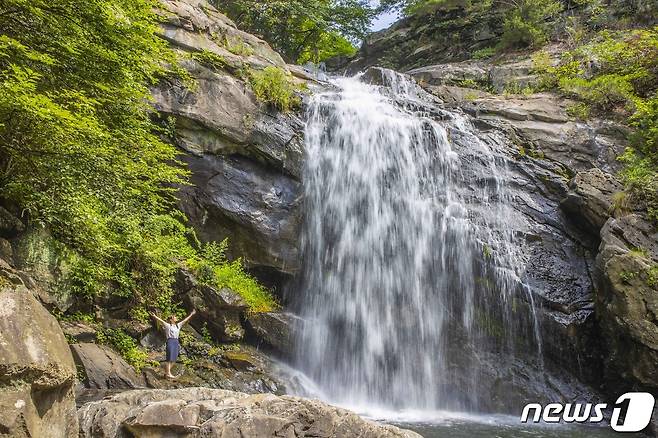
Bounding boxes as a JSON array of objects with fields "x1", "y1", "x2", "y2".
[{"x1": 166, "y1": 338, "x2": 180, "y2": 362}]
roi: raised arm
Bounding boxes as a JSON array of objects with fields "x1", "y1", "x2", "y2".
[
  {"x1": 179, "y1": 309, "x2": 197, "y2": 326},
  {"x1": 151, "y1": 313, "x2": 166, "y2": 326}
]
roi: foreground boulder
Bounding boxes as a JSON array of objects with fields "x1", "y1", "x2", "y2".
[
  {"x1": 0, "y1": 281, "x2": 78, "y2": 437},
  {"x1": 78, "y1": 388, "x2": 420, "y2": 438}
]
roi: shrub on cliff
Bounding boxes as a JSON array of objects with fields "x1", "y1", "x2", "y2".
[{"x1": 250, "y1": 66, "x2": 303, "y2": 112}]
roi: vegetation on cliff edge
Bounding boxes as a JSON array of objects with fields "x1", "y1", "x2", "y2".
[
  {"x1": 532, "y1": 28, "x2": 658, "y2": 221},
  {"x1": 0, "y1": 0, "x2": 276, "y2": 314}
]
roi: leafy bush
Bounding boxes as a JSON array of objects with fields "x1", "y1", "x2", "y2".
[
  {"x1": 224, "y1": 39, "x2": 254, "y2": 57},
  {"x1": 559, "y1": 75, "x2": 636, "y2": 113},
  {"x1": 566, "y1": 102, "x2": 591, "y2": 120},
  {"x1": 472, "y1": 47, "x2": 497, "y2": 60},
  {"x1": 191, "y1": 50, "x2": 228, "y2": 71},
  {"x1": 499, "y1": 0, "x2": 562, "y2": 49},
  {"x1": 250, "y1": 66, "x2": 302, "y2": 112},
  {"x1": 186, "y1": 240, "x2": 278, "y2": 313},
  {"x1": 619, "y1": 94, "x2": 658, "y2": 221},
  {"x1": 96, "y1": 328, "x2": 151, "y2": 370}
]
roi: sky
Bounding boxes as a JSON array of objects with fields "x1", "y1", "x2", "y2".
[{"x1": 369, "y1": 1, "x2": 400, "y2": 31}]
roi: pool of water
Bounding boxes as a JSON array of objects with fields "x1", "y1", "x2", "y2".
[
  {"x1": 399, "y1": 421, "x2": 641, "y2": 438},
  {"x1": 358, "y1": 408, "x2": 643, "y2": 438}
]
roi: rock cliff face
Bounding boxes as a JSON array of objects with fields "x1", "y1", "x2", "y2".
[{"x1": 153, "y1": 0, "x2": 307, "y2": 278}]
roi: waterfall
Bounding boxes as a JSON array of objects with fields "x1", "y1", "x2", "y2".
[{"x1": 293, "y1": 70, "x2": 542, "y2": 414}]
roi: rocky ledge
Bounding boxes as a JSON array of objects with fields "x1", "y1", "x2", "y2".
[{"x1": 78, "y1": 388, "x2": 420, "y2": 438}]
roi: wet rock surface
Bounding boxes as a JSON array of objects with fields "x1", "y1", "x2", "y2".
[
  {"x1": 362, "y1": 67, "x2": 623, "y2": 403},
  {"x1": 179, "y1": 154, "x2": 302, "y2": 275},
  {"x1": 414, "y1": 64, "x2": 656, "y2": 403},
  {"x1": 245, "y1": 311, "x2": 299, "y2": 357},
  {"x1": 78, "y1": 388, "x2": 421, "y2": 438}
]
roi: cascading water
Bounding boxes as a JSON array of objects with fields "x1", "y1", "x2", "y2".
[{"x1": 293, "y1": 70, "x2": 542, "y2": 415}]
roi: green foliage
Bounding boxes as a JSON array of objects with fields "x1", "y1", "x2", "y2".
[
  {"x1": 201, "y1": 322, "x2": 213, "y2": 344},
  {"x1": 186, "y1": 241, "x2": 278, "y2": 313},
  {"x1": 215, "y1": 0, "x2": 374, "y2": 63},
  {"x1": 191, "y1": 50, "x2": 228, "y2": 71},
  {"x1": 472, "y1": 47, "x2": 497, "y2": 60},
  {"x1": 482, "y1": 243, "x2": 492, "y2": 259},
  {"x1": 298, "y1": 32, "x2": 357, "y2": 64},
  {"x1": 457, "y1": 78, "x2": 480, "y2": 89},
  {"x1": 566, "y1": 102, "x2": 591, "y2": 120},
  {"x1": 0, "y1": 0, "x2": 186, "y2": 299},
  {"x1": 129, "y1": 306, "x2": 151, "y2": 324},
  {"x1": 503, "y1": 81, "x2": 535, "y2": 96},
  {"x1": 224, "y1": 38, "x2": 255, "y2": 57},
  {"x1": 619, "y1": 270, "x2": 637, "y2": 283},
  {"x1": 0, "y1": 0, "x2": 274, "y2": 311},
  {"x1": 621, "y1": 94, "x2": 658, "y2": 221},
  {"x1": 379, "y1": 0, "x2": 471, "y2": 15},
  {"x1": 213, "y1": 259, "x2": 277, "y2": 313},
  {"x1": 250, "y1": 66, "x2": 302, "y2": 112},
  {"x1": 647, "y1": 265, "x2": 658, "y2": 288},
  {"x1": 61, "y1": 311, "x2": 97, "y2": 324},
  {"x1": 610, "y1": 191, "x2": 632, "y2": 215},
  {"x1": 96, "y1": 328, "x2": 150, "y2": 370},
  {"x1": 559, "y1": 75, "x2": 636, "y2": 112},
  {"x1": 536, "y1": 28, "x2": 658, "y2": 221},
  {"x1": 499, "y1": 0, "x2": 562, "y2": 49}
]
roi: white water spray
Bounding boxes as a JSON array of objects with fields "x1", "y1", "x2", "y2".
[{"x1": 294, "y1": 70, "x2": 541, "y2": 414}]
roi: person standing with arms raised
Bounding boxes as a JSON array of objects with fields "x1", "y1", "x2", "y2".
[{"x1": 151, "y1": 309, "x2": 197, "y2": 379}]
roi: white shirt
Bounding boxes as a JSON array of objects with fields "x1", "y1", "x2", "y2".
[{"x1": 163, "y1": 322, "x2": 181, "y2": 339}]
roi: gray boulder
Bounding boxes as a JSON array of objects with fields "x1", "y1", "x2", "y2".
[
  {"x1": 60, "y1": 321, "x2": 98, "y2": 343},
  {"x1": 407, "y1": 62, "x2": 489, "y2": 86},
  {"x1": 0, "y1": 281, "x2": 78, "y2": 437},
  {"x1": 245, "y1": 312, "x2": 300, "y2": 357},
  {"x1": 461, "y1": 94, "x2": 628, "y2": 173},
  {"x1": 562, "y1": 168, "x2": 624, "y2": 231},
  {"x1": 71, "y1": 343, "x2": 146, "y2": 390},
  {"x1": 78, "y1": 388, "x2": 421, "y2": 438}
]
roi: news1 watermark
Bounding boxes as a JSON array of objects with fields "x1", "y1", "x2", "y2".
[{"x1": 521, "y1": 392, "x2": 656, "y2": 432}]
